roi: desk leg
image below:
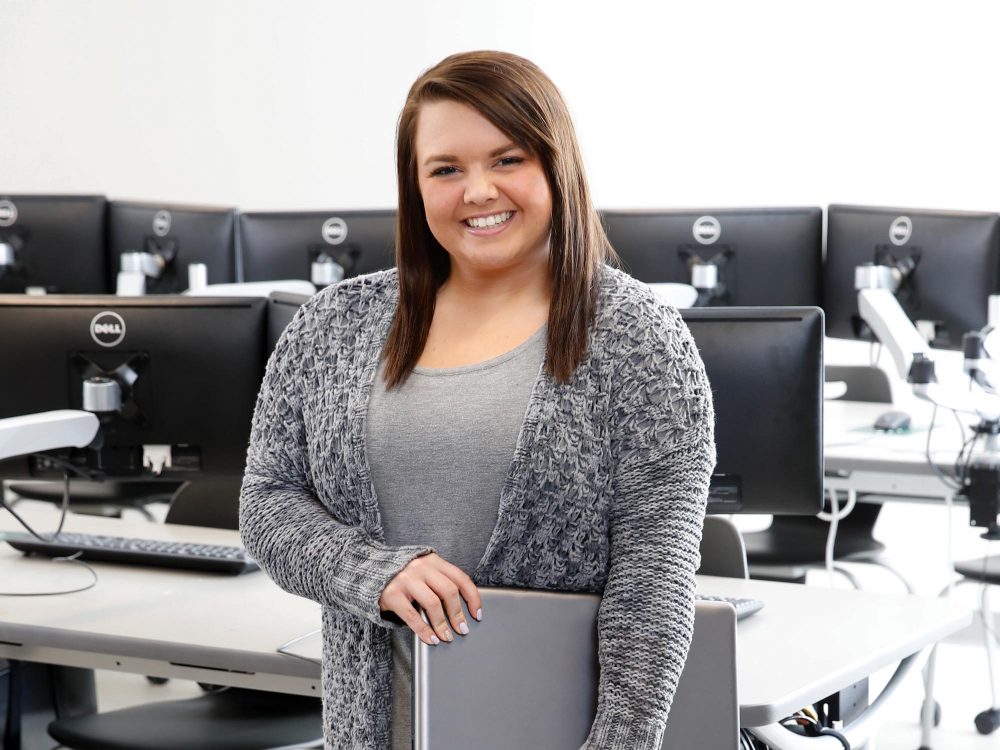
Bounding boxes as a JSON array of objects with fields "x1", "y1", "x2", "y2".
[
  {"x1": 5, "y1": 662, "x2": 96, "y2": 750},
  {"x1": 919, "y1": 646, "x2": 939, "y2": 750}
]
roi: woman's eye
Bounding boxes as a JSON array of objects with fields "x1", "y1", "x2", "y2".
[
  {"x1": 430, "y1": 166, "x2": 458, "y2": 177},
  {"x1": 496, "y1": 156, "x2": 524, "y2": 167}
]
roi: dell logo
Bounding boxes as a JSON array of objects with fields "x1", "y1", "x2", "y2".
[
  {"x1": 0, "y1": 199, "x2": 17, "y2": 228},
  {"x1": 321, "y1": 217, "x2": 348, "y2": 245},
  {"x1": 693, "y1": 215, "x2": 722, "y2": 245},
  {"x1": 90, "y1": 311, "x2": 127, "y2": 348},
  {"x1": 152, "y1": 210, "x2": 172, "y2": 238},
  {"x1": 889, "y1": 216, "x2": 912, "y2": 247}
]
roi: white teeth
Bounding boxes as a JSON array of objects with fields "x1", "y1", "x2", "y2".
[{"x1": 466, "y1": 211, "x2": 512, "y2": 228}]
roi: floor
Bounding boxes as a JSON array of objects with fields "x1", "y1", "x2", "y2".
[{"x1": 45, "y1": 499, "x2": 1000, "y2": 748}]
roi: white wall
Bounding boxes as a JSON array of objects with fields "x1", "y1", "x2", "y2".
[{"x1": 4, "y1": 0, "x2": 1000, "y2": 212}]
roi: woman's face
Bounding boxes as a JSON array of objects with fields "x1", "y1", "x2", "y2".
[{"x1": 414, "y1": 99, "x2": 553, "y2": 277}]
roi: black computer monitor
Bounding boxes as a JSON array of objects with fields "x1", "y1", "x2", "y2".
[
  {"x1": 239, "y1": 209, "x2": 396, "y2": 284},
  {"x1": 0, "y1": 194, "x2": 108, "y2": 294},
  {"x1": 682, "y1": 306, "x2": 824, "y2": 515},
  {"x1": 602, "y1": 207, "x2": 823, "y2": 306},
  {"x1": 825, "y1": 205, "x2": 1000, "y2": 349},
  {"x1": 266, "y1": 291, "x2": 310, "y2": 354},
  {"x1": 108, "y1": 201, "x2": 238, "y2": 294},
  {"x1": 0, "y1": 296, "x2": 267, "y2": 481}
]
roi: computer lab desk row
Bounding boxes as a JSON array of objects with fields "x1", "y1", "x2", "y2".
[
  {"x1": 0, "y1": 505, "x2": 970, "y2": 732},
  {"x1": 824, "y1": 399, "x2": 972, "y2": 501}
]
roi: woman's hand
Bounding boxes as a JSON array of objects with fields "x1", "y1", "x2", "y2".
[{"x1": 379, "y1": 553, "x2": 483, "y2": 645}]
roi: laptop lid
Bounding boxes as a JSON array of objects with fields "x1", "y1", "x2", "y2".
[{"x1": 413, "y1": 587, "x2": 738, "y2": 749}]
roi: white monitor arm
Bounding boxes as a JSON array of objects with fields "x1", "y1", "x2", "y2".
[
  {"x1": 856, "y1": 272, "x2": 1000, "y2": 421},
  {"x1": 966, "y1": 314, "x2": 1000, "y2": 395},
  {"x1": 0, "y1": 410, "x2": 100, "y2": 463}
]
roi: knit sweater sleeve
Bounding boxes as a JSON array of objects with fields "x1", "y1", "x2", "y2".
[
  {"x1": 582, "y1": 301, "x2": 716, "y2": 750},
  {"x1": 239, "y1": 299, "x2": 432, "y2": 626}
]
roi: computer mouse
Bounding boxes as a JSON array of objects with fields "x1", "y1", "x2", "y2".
[{"x1": 873, "y1": 410, "x2": 911, "y2": 432}]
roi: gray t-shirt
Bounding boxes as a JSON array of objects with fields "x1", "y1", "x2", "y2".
[{"x1": 366, "y1": 326, "x2": 546, "y2": 750}]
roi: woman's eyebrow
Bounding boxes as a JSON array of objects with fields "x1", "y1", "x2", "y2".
[
  {"x1": 423, "y1": 153, "x2": 457, "y2": 166},
  {"x1": 423, "y1": 143, "x2": 520, "y2": 167},
  {"x1": 489, "y1": 143, "x2": 520, "y2": 157}
]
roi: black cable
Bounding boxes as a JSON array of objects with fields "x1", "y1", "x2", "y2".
[
  {"x1": 924, "y1": 405, "x2": 963, "y2": 490},
  {"x1": 816, "y1": 727, "x2": 851, "y2": 749},
  {"x1": 779, "y1": 713, "x2": 851, "y2": 749},
  {"x1": 0, "y1": 466, "x2": 101, "y2": 596},
  {"x1": 0, "y1": 471, "x2": 72, "y2": 542},
  {"x1": 0, "y1": 454, "x2": 104, "y2": 541},
  {"x1": 0, "y1": 552, "x2": 99, "y2": 596},
  {"x1": 959, "y1": 430, "x2": 982, "y2": 487},
  {"x1": 27, "y1": 453, "x2": 101, "y2": 482},
  {"x1": 954, "y1": 430, "x2": 978, "y2": 486}
]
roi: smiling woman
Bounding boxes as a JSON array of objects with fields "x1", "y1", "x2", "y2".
[
  {"x1": 240, "y1": 50, "x2": 716, "y2": 750},
  {"x1": 385, "y1": 51, "x2": 613, "y2": 387},
  {"x1": 408, "y1": 99, "x2": 554, "y2": 368},
  {"x1": 416, "y1": 101, "x2": 553, "y2": 278}
]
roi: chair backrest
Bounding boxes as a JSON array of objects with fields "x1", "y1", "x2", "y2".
[
  {"x1": 698, "y1": 516, "x2": 749, "y2": 579},
  {"x1": 164, "y1": 479, "x2": 242, "y2": 530},
  {"x1": 824, "y1": 365, "x2": 892, "y2": 404}
]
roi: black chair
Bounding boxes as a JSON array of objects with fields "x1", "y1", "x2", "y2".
[
  {"x1": 47, "y1": 480, "x2": 323, "y2": 750},
  {"x1": 698, "y1": 515, "x2": 749, "y2": 579},
  {"x1": 741, "y1": 365, "x2": 909, "y2": 589}
]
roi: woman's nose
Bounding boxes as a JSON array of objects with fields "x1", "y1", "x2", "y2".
[{"x1": 464, "y1": 169, "x2": 499, "y2": 205}]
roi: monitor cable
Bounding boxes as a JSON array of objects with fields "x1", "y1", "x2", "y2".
[
  {"x1": 779, "y1": 710, "x2": 851, "y2": 749},
  {"x1": 817, "y1": 486, "x2": 856, "y2": 589},
  {"x1": 750, "y1": 649, "x2": 925, "y2": 749},
  {"x1": 0, "y1": 461, "x2": 100, "y2": 596}
]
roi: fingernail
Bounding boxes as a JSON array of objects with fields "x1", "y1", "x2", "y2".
[
  {"x1": 476, "y1": 608, "x2": 483, "y2": 621},
  {"x1": 430, "y1": 635, "x2": 440, "y2": 645},
  {"x1": 459, "y1": 622, "x2": 470, "y2": 635},
  {"x1": 443, "y1": 629, "x2": 454, "y2": 642}
]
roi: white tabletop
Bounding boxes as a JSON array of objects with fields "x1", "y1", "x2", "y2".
[
  {"x1": 823, "y1": 399, "x2": 973, "y2": 498},
  {"x1": 698, "y1": 575, "x2": 970, "y2": 726},
  {"x1": 0, "y1": 507, "x2": 972, "y2": 725},
  {"x1": 0, "y1": 506, "x2": 322, "y2": 695}
]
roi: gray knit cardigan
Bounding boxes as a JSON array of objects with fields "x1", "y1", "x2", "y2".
[{"x1": 239, "y1": 265, "x2": 716, "y2": 750}]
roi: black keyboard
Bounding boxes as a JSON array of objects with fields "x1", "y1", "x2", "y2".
[
  {"x1": 696, "y1": 594, "x2": 764, "y2": 620},
  {"x1": 4, "y1": 531, "x2": 258, "y2": 575}
]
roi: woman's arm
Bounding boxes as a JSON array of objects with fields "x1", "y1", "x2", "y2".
[
  {"x1": 239, "y1": 305, "x2": 433, "y2": 626},
  {"x1": 583, "y1": 305, "x2": 716, "y2": 750}
]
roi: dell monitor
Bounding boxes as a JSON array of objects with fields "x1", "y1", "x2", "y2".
[
  {"x1": 682, "y1": 306, "x2": 824, "y2": 515},
  {"x1": 239, "y1": 209, "x2": 396, "y2": 286},
  {"x1": 0, "y1": 194, "x2": 108, "y2": 294},
  {"x1": 825, "y1": 205, "x2": 1000, "y2": 349},
  {"x1": 0, "y1": 296, "x2": 267, "y2": 482},
  {"x1": 108, "y1": 201, "x2": 238, "y2": 294},
  {"x1": 602, "y1": 207, "x2": 823, "y2": 307}
]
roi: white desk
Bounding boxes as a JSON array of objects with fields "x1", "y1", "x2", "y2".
[
  {"x1": 0, "y1": 509, "x2": 322, "y2": 696},
  {"x1": 0, "y1": 507, "x2": 972, "y2": 733},
  {"x1": 698, "y1": 575, "x2": 969, "y2": 727},
  {"x1": 824, "y1": 399, "x2": 971, "y2": 500}
]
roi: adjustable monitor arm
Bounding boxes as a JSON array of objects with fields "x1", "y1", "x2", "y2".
[
  {"x1": 856, "y1": 269, "x2": 1000, "y2": 421},
  {"x1": 116, "y1": 251, "x2": 165, "y2": 295},
  {"x1": 857, "y1": 266, "x2": 1000, "y2": 538},
  {"x1": 0, "y1": 411, "x2": 100, "y2": 463}
]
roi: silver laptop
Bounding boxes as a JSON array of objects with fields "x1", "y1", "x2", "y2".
[{"x1": 413, "y1": 587, "x2": 739, "y2": 749}]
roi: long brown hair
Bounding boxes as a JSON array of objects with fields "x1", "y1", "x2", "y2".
[{"x1": 383, "y1": 50, "x2": 615, "y2": 388}]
